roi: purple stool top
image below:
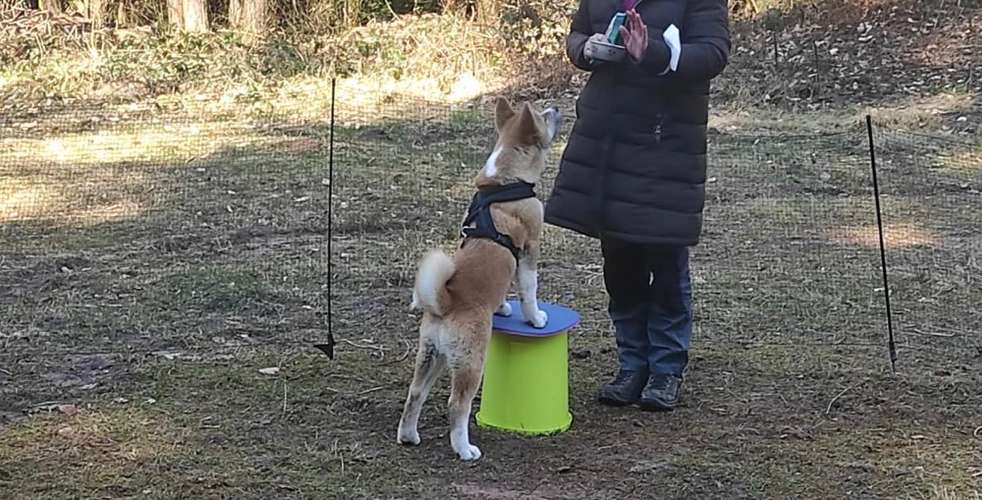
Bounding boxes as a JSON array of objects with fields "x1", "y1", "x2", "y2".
[{"x1": 492, "y1": 300, "x2": 580, "y2": 337}]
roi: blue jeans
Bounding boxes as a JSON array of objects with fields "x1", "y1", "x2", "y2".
[{"x1": 601, "y1": 239, "x2": 693, "y2": 377}]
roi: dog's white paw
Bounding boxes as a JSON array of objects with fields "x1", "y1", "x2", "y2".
[
  {"x1": 456, "y1": 444, "x2": 482, "y2": 461},
  {"x1": 397, "y1": 429, "x2": 420, "y2": 446},
  {"x1": 529, "y1": 309, "x2": 548, "y2": 328},
  {"x1": 495, "y1": 302, "x2": 513, "y2": 317}
]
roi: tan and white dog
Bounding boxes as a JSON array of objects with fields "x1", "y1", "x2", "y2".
[{"x1": 397, "y1": 98, "x2": 561, "y2": 461}]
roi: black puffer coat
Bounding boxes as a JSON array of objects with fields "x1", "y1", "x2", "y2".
[{"x1": 544, "y1": 0, "x2": 731, "y2": 245}]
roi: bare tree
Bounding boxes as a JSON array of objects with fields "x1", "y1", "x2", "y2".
[
  {"x1": 88, "y1": 0, "x2": 107, "y2": 28},
  {"x1": 116, "y1": 2, "x2": 133, "y2": 26},
  {"x1": 166, "y1": 0, "x2": 184, "y2": 28},
  {"x1": 230, "y1": 0, "x2": 269, "y2": 35},
  {"x1": 39, "y1": 0, "x2": 63, "y2": 14},
  {"x1": 181, "y1": 0, "x2": 209, "y2": 32}
]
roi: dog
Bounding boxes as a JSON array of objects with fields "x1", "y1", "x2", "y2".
[{"x1": 397, "y1": 98, "x2": 561, "y2": 461}]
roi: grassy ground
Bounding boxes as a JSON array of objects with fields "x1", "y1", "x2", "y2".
[
  {"x1": 2, "y1": 1, "x2": 982, "y2": 498},
  {"x1": 2, "y1": 345, "x2": 980, "y2": 498},
  {"x1": 2, "y1": 93, "x2": 980, "y2": 499}
]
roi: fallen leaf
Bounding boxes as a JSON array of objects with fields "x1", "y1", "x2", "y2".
[
  {"x1": 152, "y1": 351, "x2": 183, "y2": 360},
  {"x1": 629, "y1": 460, "x2": 669, "y2": 473},
  {"x1": 57, "y1": 404, "x2": 79, "y2": 416}
]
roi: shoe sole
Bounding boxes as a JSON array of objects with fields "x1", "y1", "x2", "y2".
[
  {"x1": 597, "y1": 395, "x2": 638, "y2": 407},
  {"x1": 639, "y1": 399, "x2": 675, "y2": 411}
]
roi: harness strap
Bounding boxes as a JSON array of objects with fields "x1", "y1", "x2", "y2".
[{"x1": 460, "y1": 181, "x2": 536, "y2": 261}]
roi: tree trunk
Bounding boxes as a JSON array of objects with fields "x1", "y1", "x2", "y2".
[
  {"x1": 88, "y1": 0, "x2": 106, "y2": 29},
  {"x1": 181, "y1": 0, "x2": 209, "y2": 32},
  {"x1": 40, "y1": 0, "x2": 63, "y2": 14},
  {"x1": 166, "y1": 0, "x2": 183, "y2": 28},
  {"x1": 343, "y1": 0, "x2": 363, "y2": 28},
  {"x1": 230, "y1": 0, "x2": 269, "y2": 34},
  {"x1": 116, "y1": 2, "x2": 132, "y2": 26},
  {"x1": 475, "y1": 0, "x2": 499, "y2": 22}
]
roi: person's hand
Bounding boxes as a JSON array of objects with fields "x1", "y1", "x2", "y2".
[
  {"x1": 619, "y1": 9, "x2": 648, "y2": 62},
  {"x1": 583, "y1": 33, "x2": 609, "y2": 62}
]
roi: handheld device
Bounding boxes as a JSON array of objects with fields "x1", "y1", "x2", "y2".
[{"x1": 605, "y1": 12, "x2": 627, "y2": 45}]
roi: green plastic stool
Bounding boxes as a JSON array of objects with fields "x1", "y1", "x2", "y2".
[{"x1": 475, "y1": 300, "x2": 580, "y2": 435}]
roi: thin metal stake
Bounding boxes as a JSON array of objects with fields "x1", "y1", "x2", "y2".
[
  {"x1": 866, "y1": 115, "x2": 897, "y2": 372},
  {"x1": 315, "y1": 78, "x2": 338, "y2": 360}
]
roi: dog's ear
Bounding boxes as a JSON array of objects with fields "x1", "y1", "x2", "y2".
[
  {"x1": 517, "y1": 102, "x2": 546, "y2": 145},
  {"x1": 495, "y1": 97, "x2": 515, "y2": 131}
]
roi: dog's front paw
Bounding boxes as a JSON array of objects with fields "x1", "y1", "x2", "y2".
[
  {"x1": 397, "y1": 428, "x2": 421, "y2": 446},
  {"x1": 456, "y1": 444, "x2": 482, "y2": 461},
  {"x1": 528, "y1": 310, "x2": 548, "y2": 328},
  {"x1": 495, "y1": 302, "x2": 513, "y2": 317}
]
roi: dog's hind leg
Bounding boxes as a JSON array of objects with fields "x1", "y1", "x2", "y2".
[
  {"x1": 397, "y1": 333, "x2": 445, "y2": 446},
  {"x1": 447, "y1": 348, "x2": 485, "y2": 461}
]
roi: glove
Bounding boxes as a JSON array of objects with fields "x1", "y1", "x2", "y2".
[
  {"x1": 583, "y1": 33, "x2": 624, "y2": 63},
  {"x1": 659, "y1": 24, "x2": 682, "y2": 75}
]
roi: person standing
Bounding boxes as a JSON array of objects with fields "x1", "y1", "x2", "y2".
[{"x1": 544, "y1": 0, "x2": 731, "y2": 410}]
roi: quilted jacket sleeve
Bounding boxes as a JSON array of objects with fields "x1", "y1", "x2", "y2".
[
  {"x1": 566, "y1": 0, "x2": 596, "y2": 71},
  {"x1": 673, "y1": 0, "x2": 731, "y2": 80}
]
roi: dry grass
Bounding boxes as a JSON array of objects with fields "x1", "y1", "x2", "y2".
[
  {"x1": 2, "y1": 98, "x2": 980, "y2": 500},
  {"x1": 2, "y1": 343, "x2": 980, "y2": 498},
  {"x1": 2, "y1": 1, "x2": 981, "y2": 497}
]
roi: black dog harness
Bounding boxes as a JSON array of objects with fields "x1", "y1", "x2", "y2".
[{"x1": 460, "y1": 181, "x2": 537, "y2": 261}]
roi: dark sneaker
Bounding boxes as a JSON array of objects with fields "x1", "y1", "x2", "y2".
[
  {"x1": 597, "y1": 369, "x2": 649, "y2": 407},
  {"x1": 640, "y1": 374, "x2": 683, "y2": 411}
]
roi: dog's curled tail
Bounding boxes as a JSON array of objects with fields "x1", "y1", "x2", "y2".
[{"x1": 411, "y1": 250, "x2": 455, "y2": 316}]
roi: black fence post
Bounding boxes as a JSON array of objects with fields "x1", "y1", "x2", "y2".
[
  {"x1": 866, "y1": 115, "x2": 897, "y2": 372},
  {"x1": 315, "y1": 78, "x2": 338, "y2": 360}
]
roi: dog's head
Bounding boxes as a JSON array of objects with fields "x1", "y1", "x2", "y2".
[{"x1": 476, "y1": 97, "x2": 561, "y2": 186}]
